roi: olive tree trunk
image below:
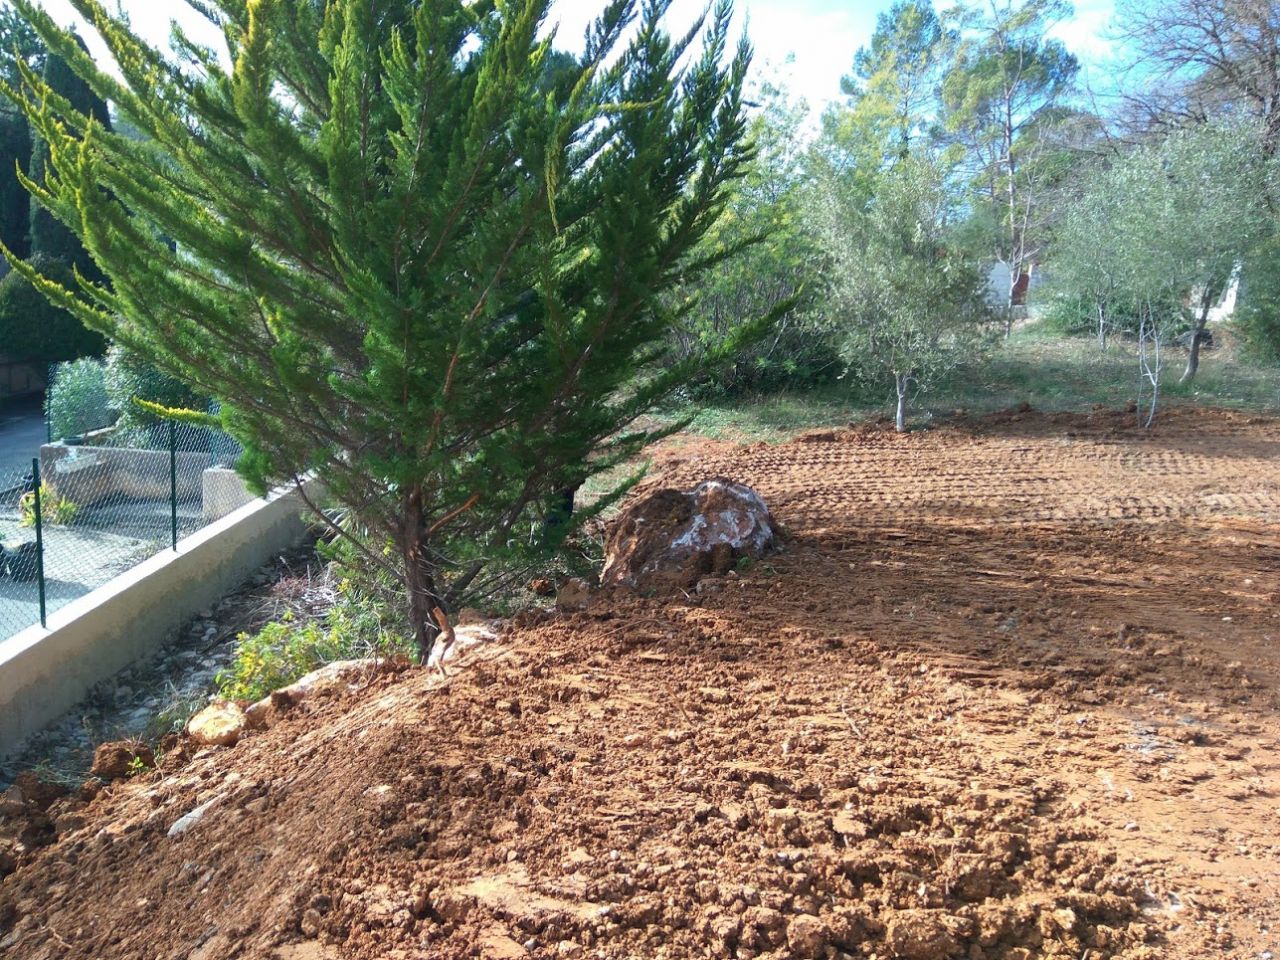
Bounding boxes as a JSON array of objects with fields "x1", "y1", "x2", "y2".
[
  {"x1": 1180, "y1": 288, "x2": 1215, "y2": 384},
  {"x1": 895, "y1": 372, "x2": 908, "y2": 433}
]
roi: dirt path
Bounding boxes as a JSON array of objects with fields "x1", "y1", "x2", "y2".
[{"x1": 1, "y1": 405, "x2": 1277, "y2": 960}]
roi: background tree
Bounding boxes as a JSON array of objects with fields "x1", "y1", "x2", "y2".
[
  {"x1": 1118, "y1": 0, "x2": 1280, "y2": 156},
  {"x1": 941, "y1": 0, "x2": 1079, "y2": 330},
  {"x1": 813, "y1": 152, "x2": 994, "y2": 431},
  {"x1": 1053, "y1": 122, "x2": 1268, "y2": 421},
  {"x1": 27, "y1": 32, "x2": 108, "y2": 270},
  {"x1": 830, "y1": 0, "x2": 948, "y2": 182},
  {"x1": 4, "y1": 0, "x2": 764, "y2": 658},
  {"x1": 672, "y1": 79, "x2": 832, "y2": 397},
  {"x1": 0, "y1": 3, "x2": 41, "y2": 262},
  {"x1": 0, "y1": 249, "x2": 104, "y2": 360}
]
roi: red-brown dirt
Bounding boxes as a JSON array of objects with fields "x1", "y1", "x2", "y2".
[{"x1": 1, "y1": 405, "x2": 1278, "y2": 960}]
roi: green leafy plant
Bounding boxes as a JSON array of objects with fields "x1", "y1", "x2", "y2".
[
  {"x1": 46, "y1": 356, "x2": 111, "y2": 440},
  {"x1": 19, "y1": 482, "x2": 77, "y2": 527},
  {"x1": 217, "y1": 580, "x2": 415, "y2": 704}
]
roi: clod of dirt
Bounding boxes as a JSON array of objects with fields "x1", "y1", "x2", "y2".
[
  {"x1": 602, "y1": 477, "x2": 776, "y2": 590},
  {"x1": 786, "y1": 913, "x2": 830, "y2": 957},
  {"x1": 4, "y1": 773, "x2": 67, "y2": 813},
  {"x1": 186, "y1": 701, "x2": 247, "y2": 747},
  {"x1": 884, "y1": 909, "x2": 964, "y2": 960},
  {"x1": 555, "y1": 577, "x2": 591, "y2": 611},
  {"x1": 88, "y1": 741, "x2": 155, "y2": 782}
]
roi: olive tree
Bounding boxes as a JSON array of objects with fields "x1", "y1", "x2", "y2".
[
  {"x1": 1054, "y1": 122, "x2": 1268, "y2": 423},
  {"x1": 814, "y1": 153, "x2": 994, "y2": 431}
]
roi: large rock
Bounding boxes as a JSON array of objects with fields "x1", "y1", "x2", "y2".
[
  {"x1": 187, "y1": 701, "x2": 247, "y2": 747},
  {"x1": 602, "y1": 479, "x2": 776, "y2": 591}
]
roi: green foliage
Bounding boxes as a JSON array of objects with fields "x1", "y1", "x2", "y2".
[
  {"x1": 217, "y1": 580, "x2": 414, "y2": 703},
  {"x1": 0, "y1": 108, "x2": 30, "y2": 259},
  {"x1": 46, "y1": 355, "x2": 111, "y2": 440},
  {"x1": 832, "y1": 0, "x2": 947, "y2": 173},
  {"x1": 676, "y1": 80, "x2": 836, "y2": 398},
  {"x1": 19, "y1": 482, "x2": 77, "y2": 527},
  {"x1": 27, "y1": 34, "x2": 109, "y2": 272},
  {"x1": 1234, "y1": 237, "x2": 1280, "y2": 365},
  {"x1": 0, "y1": 252, "x2": 105, "y2": 362},
  {"x1": 0, "y1": 6, "x2": 42, "y2": 87},
  {"x1": 813, "y1": 152, "x2": 996, "y2": 429},
  {"x1": 104, "y1": 344, "x2": 209, "y2": 447},
  {"x1": 940, "y1": 0, "x2": 1079, "y2": 315},
  {"x1": 3, "y1": 0, "x2": 760, "y2": 657},
  {"x1": 1052, "y1": 121, "x2": 1267, "y2": 355}
]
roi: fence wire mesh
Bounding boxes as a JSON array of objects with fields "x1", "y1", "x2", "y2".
[{"x1": 0, "y1": 415, "x2": 242, "y2": 641}]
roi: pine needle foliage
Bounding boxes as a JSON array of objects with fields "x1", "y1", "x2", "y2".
[{"x1": 1, "y1": 0, "x2": 763, "y2": 656}]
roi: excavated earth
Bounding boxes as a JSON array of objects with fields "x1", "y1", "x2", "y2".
[{"x1": 1, "y1": 405, "x2": 1278, "y2": 960}]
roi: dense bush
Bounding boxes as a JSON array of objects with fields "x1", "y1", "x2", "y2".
[
  {"x1": 46, "y1": 356, "x2": 111, "y2": 440},
  {"x1": 1235, "y1": 240, "x2": 1280, "y2": 364},
  {"x1": 217, "y1": 578, "x2": 414, "y2": 702},
  {"x1": 103, "y1": 344, "x2": 210, "y2": 448},
  {"x1": 0, "y1": 253, "x2": 106, "y2": 362}
]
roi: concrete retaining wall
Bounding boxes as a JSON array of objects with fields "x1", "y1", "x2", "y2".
[
  {"x1": 40, "y1": 442, "x2": 209, "y2": 505},
  {"x1": 0, "y1": 482, "x2": 321, "y2": 760}
]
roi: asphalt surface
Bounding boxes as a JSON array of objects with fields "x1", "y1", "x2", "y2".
[{"x1": 0, "y1": 394, "x2": 45, "y2": 482}]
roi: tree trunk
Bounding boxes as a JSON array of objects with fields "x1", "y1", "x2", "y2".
[
  {"x1": 895, "y1": 374, "x2": 907, "y2": 433},
  {"x1": 402, "y1": 488, "x2": 443, "y2": 661},
  {"x1": 1096, "y1": 302, "x2": 1107, "y2": 349},
  {"x1": 1180, "y1": 289, "x2": 1214, "y2": 385}
]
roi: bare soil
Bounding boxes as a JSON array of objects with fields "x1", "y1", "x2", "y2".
[{"x1": 1, "y1": 405, "x2": 1277, "y2": 960}]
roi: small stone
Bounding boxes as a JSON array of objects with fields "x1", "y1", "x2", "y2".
[
  {"x1": 168, "y1": 794, "x2": 225, "y2": 837},
  {"x1": 187, "y1": 701, "x2": 247, "y2": 747},
  {"x1": 786, "y1": 914, "x2": 829, "y2": 957},
  {"x1": 555, "y1": 578, "x2": 591, "y2": 611}
]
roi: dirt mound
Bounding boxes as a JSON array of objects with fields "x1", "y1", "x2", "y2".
[{"x1": 2, "y1": 405, "x2": 1279, "y2": 960}]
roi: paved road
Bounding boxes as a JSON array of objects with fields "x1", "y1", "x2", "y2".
[{"x1": 0, "y1": 395, "x2": 45, "y2": 482}]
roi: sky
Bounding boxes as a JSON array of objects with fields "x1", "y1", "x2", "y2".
[{"x1": 32, "y1": 0, "x2": 1122, "y2": 111}]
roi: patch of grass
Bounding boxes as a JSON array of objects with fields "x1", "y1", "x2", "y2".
[{"x1": 656, "y1": 323, "x2": 1280, "y2": 443}]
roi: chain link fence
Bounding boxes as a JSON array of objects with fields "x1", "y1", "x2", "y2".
[{"x1": 1, "y1": 409, "x2": 243, "y2": 641}]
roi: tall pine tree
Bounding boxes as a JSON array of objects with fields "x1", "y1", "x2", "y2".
[{"x1": 3, "y1": 0, "x2": 764, "y2": 657}]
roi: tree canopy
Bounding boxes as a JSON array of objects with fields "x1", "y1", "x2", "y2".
[{"x1": 2, "y1": 0, "x2": 763, "y2": 656}]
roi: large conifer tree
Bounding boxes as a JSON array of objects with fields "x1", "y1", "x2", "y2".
[{"x1": 2, "y1": 0, "x2": 760, "y2": 656}]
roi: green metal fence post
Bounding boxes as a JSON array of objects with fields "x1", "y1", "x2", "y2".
[
  {"x1": 32, "y1": 457, "x2": 47, "y2": 628},
  {"x1": 45, "y1": 362, "x2": 53, "y2": 443},
  {"x1": 169, "y1": 420, "x2": 178, "y2": 551}
]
